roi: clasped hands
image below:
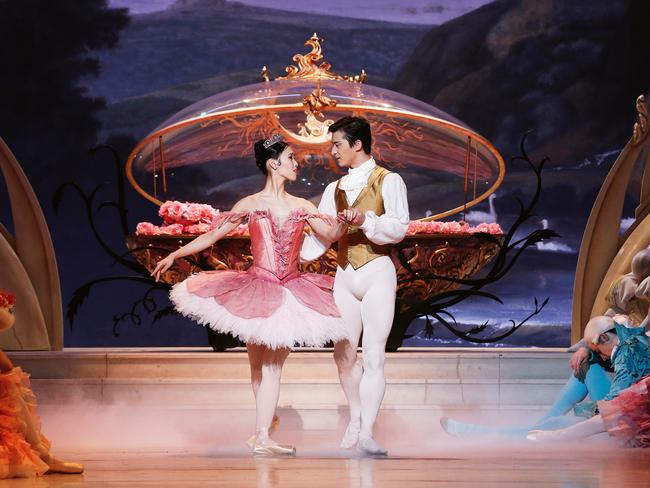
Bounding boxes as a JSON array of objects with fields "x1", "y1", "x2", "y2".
[{"x1": 337, "y1": 208, "x2": 365, "y2": 227}]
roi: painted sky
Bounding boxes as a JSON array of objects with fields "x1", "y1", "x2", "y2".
[{"x1": 108, "y1": 0, "x2": 494, "y2": 24}]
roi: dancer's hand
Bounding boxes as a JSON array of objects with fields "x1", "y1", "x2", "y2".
[
  {"x1": 337, "y1": 208, "x2": 365, "y2": 226},
  {"x1": 152, "y1": 254, "x2": 175, "y2": 282},
  {"x1": 569, "y1": 347, "x2": 589, "y2": 372}
]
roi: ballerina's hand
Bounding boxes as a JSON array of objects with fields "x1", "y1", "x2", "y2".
[
  {"x1": 337, "y1": 208, "x2": 365, "y2": 226},
  {"x1": 152, "y1": 254, "x2": 175, "y2": 282},
  {"x1": 569, "y1": 347, "x2": 589, "y2": 372}
]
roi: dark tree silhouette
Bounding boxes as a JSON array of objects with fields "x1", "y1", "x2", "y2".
[{"x1": 0, "y1": 0, "x2": 130, "y2": 186}]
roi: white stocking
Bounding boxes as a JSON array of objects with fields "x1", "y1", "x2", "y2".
[
  {"x1": 358, "y1": 264, "x2": 396, "y2": 440},
  {"x1": 531, "y1": 414, "x2": 606, "y2": 441},
  {"x1": 247, "y1": 344, "x2": 289, "y2": 438},
  {"x1": 333, "y1": 284, "x2": 364, "y2": 424},
  {"x1": 333, "y1": 257, "x2": 396, "y2": 442}
]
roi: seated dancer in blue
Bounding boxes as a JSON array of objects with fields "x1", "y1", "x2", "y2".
[
  {"x1": 527, "y1": 315, "x2": 650, "y2": 446},
  {"x1": 442, "y1": 248, "x2": 650, "y2": 439}
]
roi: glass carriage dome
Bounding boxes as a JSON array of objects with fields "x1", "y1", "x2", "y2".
[{"x1": 126, "y1": 34, "x2": 505, "y2": 220}]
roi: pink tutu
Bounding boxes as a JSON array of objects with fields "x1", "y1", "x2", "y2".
[
  {"x1": 170, "y1": 210, "x2": 348, "y2": 349},
  {"x1": 599, "y1": 375, "x2": 650, "y2": 447}
]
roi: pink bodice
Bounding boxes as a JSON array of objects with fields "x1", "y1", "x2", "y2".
[
  {"x1": 184, "y1": 209, "x2": 340, "y2": 319},
  {"x1": 248, "y1": 209, "x2": 308, "y2": 281}
]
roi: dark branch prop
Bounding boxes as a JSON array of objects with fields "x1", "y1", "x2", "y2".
[
  {"x1": 387, "y1": 132, "x2": 559, "y2": 348},
  {"x1": 54, "y1": 146, "x2": 171, "y2": 336}
]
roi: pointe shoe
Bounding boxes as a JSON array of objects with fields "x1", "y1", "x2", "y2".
[
  {"x1": 340, "y1": 421, "x2": 361, "y2": 449},
  {"x1": 252, "y1": 438, "x2": 296, "y2": 457},
  {"x1": 357, "y1": 437, "x2": 388, "y2": 456},
  {"x1": 45, "y1": 455, "x2": 84, "y2": 475},
  {"x1": 440, "y1": 417, "x2": 494, "y2": 439},
  {"x1": 247, "y1": 415, "x2": 281, "y2": 448},
  {"x1": 526, "y1": 430, "x2": 558, "y2": 442}
]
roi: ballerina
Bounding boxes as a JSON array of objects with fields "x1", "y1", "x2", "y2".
[
  {"x1": 442, "y1": 248, "x2": 650, "y2": 439},
  {"x1": 527, "y1": 314, "x2": 650, "y2": 446},
  {"x1": 0, "y1": 291, "x2": 84, "y2": 478},
  {"x1": 152, "y1": 135, "x2": 349, "y2": 456}
]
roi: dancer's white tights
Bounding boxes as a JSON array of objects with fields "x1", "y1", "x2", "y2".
[
  {"x1": 535, "y1": 414, "x2": 606, "y2": 441},
  {"x1": 247, "y1": 344, "x2": 290, "y2": 438},
  {"x1": 333, "y1": 257, "x2": 397, "y2": 439}
]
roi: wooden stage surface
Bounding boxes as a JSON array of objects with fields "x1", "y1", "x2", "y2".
[
  {"x1": 3, "y1": 349, "x2": 650, "y2": 486},
  {"x1": 3, "y1": 447, "x2": 650, "y2": 487}
]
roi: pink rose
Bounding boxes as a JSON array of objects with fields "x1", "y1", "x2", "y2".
[
  {"x1": 184, "y1": 223, "x2": 212, "y2": 235},
  {"x1": 182, "y1": 203, "x2": 202, "y2": 222},
  {"x1": 487, "y1": 223, "x2": 503, "y2": 234},
  {"x1": 136, "y1": 222, "x2": 157, "y2": 236},
  {"x1": 159, "y1": 200, "x2": 186, "y2": 224},
  {"x1": 158, "y1": 223, "x2": 184, "y2": 235},
  {"x1": 198, "y1": 205, "x2": 219, "y2": 224}
]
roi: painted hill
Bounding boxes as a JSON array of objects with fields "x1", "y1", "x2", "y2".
[
  {"x1": 393, "y1": 0, "x2": 650, "y2": 166},
  {"x1": 88, "y1": 0, "x2": 428, "y2": 103}
]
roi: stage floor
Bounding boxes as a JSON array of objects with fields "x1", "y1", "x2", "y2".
[
  {"x1": 4, "y1": 447, "x2": 650, "y2": 487},
  {"x1": 4, "y1": 349, "x2": 650, "y2": 486}
]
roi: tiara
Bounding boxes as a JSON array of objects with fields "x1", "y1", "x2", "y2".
[{"x1": 263, "y1": 134, "x2": 283, "y2": 149}]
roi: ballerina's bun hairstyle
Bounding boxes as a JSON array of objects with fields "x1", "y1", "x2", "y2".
[
  {"x1": 254, "y1": 136, "x2": 288, "y2": 175},
  {"x1": 583, "y1": 315, "x2": 615, "y2": 344}
]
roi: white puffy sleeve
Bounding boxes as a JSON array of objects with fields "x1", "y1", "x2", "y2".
[{"x1": 359, "y1": 172, "x2": 409, "y2": 245}]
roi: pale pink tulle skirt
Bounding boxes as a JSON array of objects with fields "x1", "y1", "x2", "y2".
[
  {"x1": 170, "y1": 267, "x2": 348, "y2": 349},
  {"x1": 599, "y1": 375, "x2": 650, "y2": 447}
]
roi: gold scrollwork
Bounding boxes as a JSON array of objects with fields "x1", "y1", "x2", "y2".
[{"x1": 275, "y1": 33, "x2": 366, "y2": 83}]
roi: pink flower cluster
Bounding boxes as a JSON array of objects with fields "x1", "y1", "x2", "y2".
[
  {"x1": 136, "y1": 201, "x2": 504, "y2": 238},
  {"x1": 159, "y1": 201, "x2": 219, "y2": 226},
  {"x1": 135, "y1": 222, "x2": 185, "y2": 236},
  {"x1": 0, "y1": 290, "x2": 16, "y2": 310},
  {"x1": 407, "y1": 220, "x2": 503, "y2": 236},
  {"x1": 136, "y1": 201, "x2": 250, "y2": 237}
]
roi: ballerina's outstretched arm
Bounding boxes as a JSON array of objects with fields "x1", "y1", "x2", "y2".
[{"x1": 152, "y1": 200, "x2": 250, "y2": 281}]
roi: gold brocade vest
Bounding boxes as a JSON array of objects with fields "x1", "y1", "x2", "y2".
[{"x1": 335, "y1": 165, "x2": 392, "y2": 270}]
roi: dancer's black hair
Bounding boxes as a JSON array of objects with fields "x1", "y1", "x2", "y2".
[
  {"x1": 328, "y1": 116, "x2": 372, "y2": 154},
  {"x1": 253, "y1": 138, "x2": 288, "y2": 175}
]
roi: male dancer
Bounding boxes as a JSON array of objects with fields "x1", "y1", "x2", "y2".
[{"x1": 303, "y1": 116, "x2": 409, "y2": 455}]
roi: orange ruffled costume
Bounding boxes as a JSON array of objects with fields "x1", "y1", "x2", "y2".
[{"x1": 0, "y1": 367, "x2": 50, "y2": 478}]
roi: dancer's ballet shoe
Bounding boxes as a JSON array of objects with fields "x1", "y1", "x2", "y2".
[
  {"x1": 247, "y1": 415, "x2": 281, "y2": 449},
  {"x1": 340, "y1": 421, "x2": 361, "y2": 449},
  {"x1": 45, "y1": 455, "x2": 84, "y2": 474},
  {"x1": 357, "y1": 437, "x2": 388, "y2": 456},
  {"x1": 526, "y1": 430, "x2": 558, "y2": 442},
  {"x1": 440, "y1": 417, "x2": 493, "y2": 439},
  {"x1": 252, "y1": 438, "x2": 296, "y2": 457}
]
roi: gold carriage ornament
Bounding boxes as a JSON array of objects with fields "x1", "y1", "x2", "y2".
[{"x1": 125, "y1": 34, "x2": 507, "y2": 342}]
